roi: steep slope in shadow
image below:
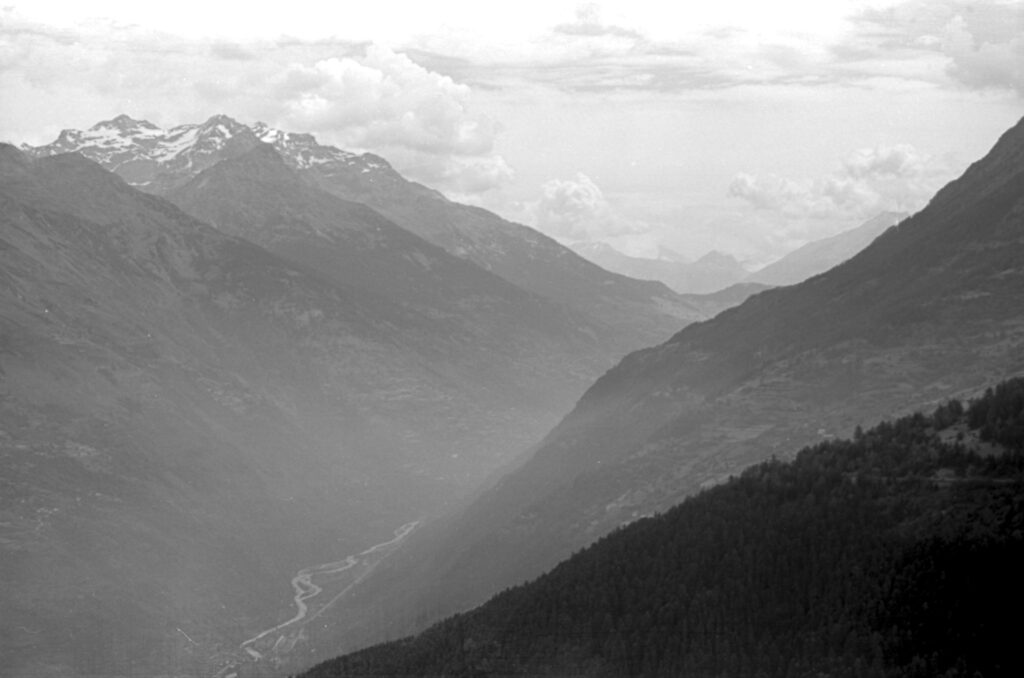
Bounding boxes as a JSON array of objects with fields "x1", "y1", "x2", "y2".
[
  {"x1": 314, "y1": 116, "x2": 1024, "y2": 660},
  {"x1": 306, "y1": 384, "x2": 1024, "y2": 678}
]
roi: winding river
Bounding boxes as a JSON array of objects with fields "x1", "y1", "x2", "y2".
[{"x1": 222, "y1": 520, "x2": 420, "y2": 674}]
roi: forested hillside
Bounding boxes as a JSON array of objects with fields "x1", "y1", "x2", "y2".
[
  {"x1": 332, "y1": 116, "x2": 1024, "y2": 653},
  {"x1": 303, "y1": 378, "x2": 1024, "y2": 678}
]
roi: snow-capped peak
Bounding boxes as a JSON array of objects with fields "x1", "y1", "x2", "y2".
[
  {"x1": 197, "y1": 114, "x2": 249, "y2": 138},
  {"x1": 251, "y1": 121, "x2": 282, "y2": 144},
  {"x1": 23, "y1": 114, "x2": 398, "y2": 190},
  {"x1": 250, "y1": 122, "x2": 360, "y2": 169}
]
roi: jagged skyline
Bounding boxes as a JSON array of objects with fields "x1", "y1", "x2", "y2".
[{"x1": 3, "y1": 1, "x2": 1022, "y2": 264}]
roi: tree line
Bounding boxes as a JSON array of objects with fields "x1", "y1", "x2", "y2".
[{"x1": 299, "y1": 378, "x2": 1024, "y2": 677}]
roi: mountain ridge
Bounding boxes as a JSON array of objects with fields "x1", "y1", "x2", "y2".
[
  {"x1": 745, "y1": 211, "x2": 907, "y2": 287},
  {"x1": 24, "y1": 114, "x2": 703, "y2": 353},
  {"x1": 570, "y1": 242, "x2": 750, "y2": 294},
  {"x1": 0, "y1": 144, "x2": 643, "y2": 676},
  {"x1": 165, "y1": 141, "x2": 620, "y2": 447},
  {"x1": 313, "y1": 115, "x2": 1024, "y2": 658},
  {"x1": 303, "y1": 381, "x2": 1024, "y2": 678},
  {"x1": 2, "y1": 144, "x2": 448, "y2": 675}
]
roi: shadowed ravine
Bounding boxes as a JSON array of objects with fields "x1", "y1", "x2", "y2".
[{"x1": 220, "y1": 520, "x2": 421, "y2": 677}]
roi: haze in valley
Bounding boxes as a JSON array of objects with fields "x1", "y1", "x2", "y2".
[{"x1": 1, "y1": 2, "x2": 1022, "y2": 677}]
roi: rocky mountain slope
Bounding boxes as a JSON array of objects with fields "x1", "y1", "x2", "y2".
[
  {"x1": 746, "y1": 211, "x2": 907, "y2": 286},
  {"x1": 3, "y1": 113, "x2": 737, "y2": 678},
  {"x1": 0, "y1": 145, "x2": 436, "y2": 676},
  {"x1": 26, "y1": 115, "x2": 698, "y2": 354},
  {"x1": 0, "y1": 142, "x2": 641, "y2": 677},
  {"x1": 25, "y1": 114, "x2": 256, "y2": 193},
  {"x1": 318, "y1": 115, "x2": 1024, "y2": 657}
]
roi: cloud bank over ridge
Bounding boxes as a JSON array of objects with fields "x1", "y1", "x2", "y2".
[{"x1": 729, "y1": 144, "x2": 949, "y2": 220}]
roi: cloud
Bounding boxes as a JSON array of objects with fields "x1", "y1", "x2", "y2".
[
  {"x1": 421, "y1": 0, "x2": 1016, "y2": 97},
  {"x1": 530, "y1": 173, "x2": 661, "y2": 254},
  {"x1": 729, "y1": 144, "x2": 950, "y2": 220},
  {"x1": 401, "y1": 153, "x2": 515, "y2": 199},
  {"x1": 272, "y1": 44, "x2": 511, "y2": 194},
  {"x1": 941, "y1": 12, "x2": 1024, "y2": 95},
  {"x1": 0, "y1": 19, "x2": 510, "y2": 196},
  {"x1": 850, "y1": 0, "x2": 1024, "y2": 96},
  {"x1": 209, "y1": 42, "x2": 257, "y2": 61},
  {"x1": 553, "y1": 3, "x2": 645, "y2": 41}
]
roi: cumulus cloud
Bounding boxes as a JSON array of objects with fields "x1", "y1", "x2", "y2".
[
  {"x1": 532, "y1": 173, "x2": 644, "y2": 240},
  {"x1": 0, "y1": 18, "x2": 511, "y2": 197},
  {"x1": 729, "y1": 144, "x2": 950, "y2": 220},
  {"x1": 401, "y1": 153, "x2": 515, "y2": 199},
  {"x1": 941, "y1": 12, "x2": 1024, "y2": 95},
  {"x1": 851, "y1": 0, "x2": 1024, "y2": 96},
  {"x1": 553, "y1": 3, "x2": 645, "y2": 41},
  {"x1": 271, "y1": 44, "x2": 511, "y2": 194},
  {"x1": 528, "y1": 173, "x2": 665, "y2": 256}
]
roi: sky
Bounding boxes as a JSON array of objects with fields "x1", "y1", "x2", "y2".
[{"x1": 1, "y1": 1, "x2": 1022, "y2": 266}]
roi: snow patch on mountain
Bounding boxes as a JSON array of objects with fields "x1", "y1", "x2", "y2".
[{"x1": 23, "y1": 114, "x2": 395, "y2": 190}]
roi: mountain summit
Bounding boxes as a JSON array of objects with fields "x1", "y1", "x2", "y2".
[
  {"x1": 25, "y1": 113, "x2": 261, "y2": 191},
  {"x1": 24, "y1": 114, "x2": 397, "y2": 195},
  {"x1": 25, "y1": 114, "x2": 703, "y2": 352}
]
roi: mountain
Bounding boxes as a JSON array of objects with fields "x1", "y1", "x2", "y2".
[
  {"x1": 304, "y1": 382, "x2": 1024, "y2": 678},
  {"x1": 23, "y1": 113, "x2": 258, "y2": 193},
  {"x1": 0, "y1": 145, "x2": 431, "y2": 676},
  {"x1": 746, "y1": 211, "x2": 908, "y2": 286},
  {"x1": 0, "y1": 142, "x2": 646, "y2": 677},
  {"x1": 26, "y1": 115, "x2": 698, "y2": 354},
  {"x1": 5, "y1": 115, "x2": 716, "y2": 677},
  {"x1": 165, "y1": 142, "x2": 621, "y2": 482},
  {"x1": 571, "y1": 241, "x2": 750, "y2": 294},
  {"x1": 315, "y1": 115, "x2": 1024, "y2": 655},
  {"x1": 262, "y1": 127, "x2": 697, "y2": 352}
]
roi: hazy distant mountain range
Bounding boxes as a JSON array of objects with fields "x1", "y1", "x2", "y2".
[
  {"x1": 572, "y1": 211, "x2": 908, "y2": 295},
  {"x1": 570, "y1": 242, "x2": 750, "y2": 295},
  {"x1": 746, "y1": 211, "x2": 908, "y2": 286},
  {"x1": 313, "y1": 115, "x2": 1024, "y2": 663}
]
